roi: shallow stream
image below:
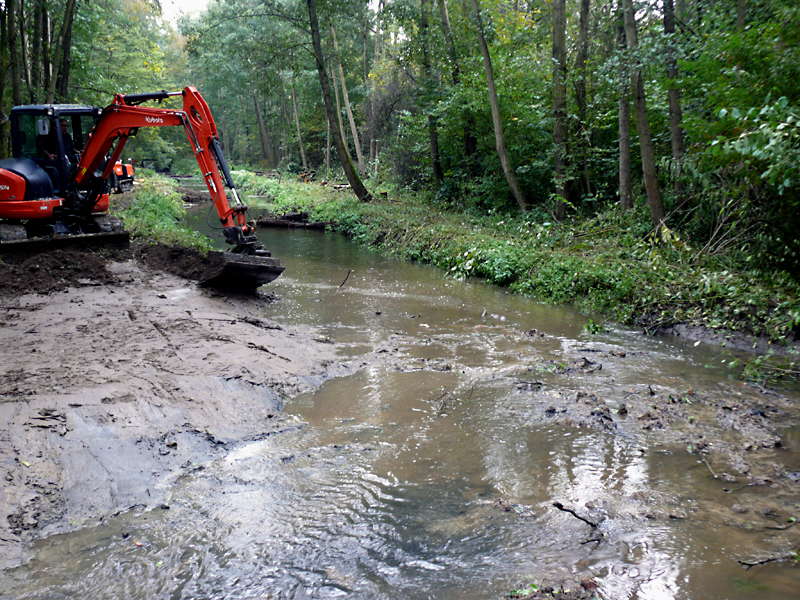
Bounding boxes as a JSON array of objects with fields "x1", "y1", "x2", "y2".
[{"x1": 6, "y1": 200, "x2": 800, "y2": 599}]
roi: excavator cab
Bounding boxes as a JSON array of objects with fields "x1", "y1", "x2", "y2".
[{"x1": 10, "y1": 105, "x2": 100, "y2": 194}]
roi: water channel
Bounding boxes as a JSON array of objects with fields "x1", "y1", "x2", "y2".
[{"x1": 5, "y1": 197, "x2": 800, "y2": 599}]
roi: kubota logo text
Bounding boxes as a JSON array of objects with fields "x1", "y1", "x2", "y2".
[{"x1": 145, "y1": 117, "x2": 164, "y2": 124}]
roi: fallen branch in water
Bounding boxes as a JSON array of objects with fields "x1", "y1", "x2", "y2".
[
  {"x1": 581, "y1": 537, "x2": 602, "y2": 544},
  {"x1": 738, "y1": 554, "x2": 795, "y2": 570},
  {"x1": 701, "y1": 456, "x2": 718, "y2": 479},
  {"x1": 339, "y1": 269, "x2": 353, "y2": 288},
  {"x1": 553, "y1": 502, "x2": 598, "y2": 528}
]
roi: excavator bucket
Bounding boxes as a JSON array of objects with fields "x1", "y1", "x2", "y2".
[{"x1": 199, "y1": 250, "x2": 285, "y2": 291}]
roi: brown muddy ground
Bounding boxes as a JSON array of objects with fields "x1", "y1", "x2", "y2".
[
  {"x1": 1, "y1": 241, "x2": 799, "y2": 598},
  {"x1": 176, "y1": 184, "x2": 211, "y2": 204},
  {"x1": 0, "y1": 241, "x2": 347, "y2": 569}
]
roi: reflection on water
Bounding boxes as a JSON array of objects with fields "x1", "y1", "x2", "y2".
[{"x1": 3, "y1": 204, "x2": 799, "y2": 599}]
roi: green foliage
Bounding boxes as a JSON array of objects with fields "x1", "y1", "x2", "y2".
[
  {"x1": 115, "y1": 177, "x2": 212, "y2": 250},
  {"x1": 674, "y1": 2, "x2": 800, "y2": 275},
  {"x1": 508, "y1": 582, "x2": 539, "y2": 598}
]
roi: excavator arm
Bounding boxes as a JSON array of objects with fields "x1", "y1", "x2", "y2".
[
  {"x1": 71, "y1": 86, "x2": 284, "y2": 289},
  {"x1": 74, "y1": 86, "x2": 255, "y2": 249}
]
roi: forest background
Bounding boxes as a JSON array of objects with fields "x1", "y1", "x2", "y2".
[{"x1": 1, "y1": 0, "x2": 799, "y2": 373}]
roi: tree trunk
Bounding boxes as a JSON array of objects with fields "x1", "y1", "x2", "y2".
[
  {"x1": 0, "y1": 8, "x2": 8, "y2": 158},
  {"x1": 44, "y1": 0, "x2": 75, "y2": 103},
  {"x1": 254, "y1": 90, "x2": 275, "y2": 167},
  {"x1": 664, "y1": 0, "x2": 685, "y2": 201},
  {"x1": 469, "y1": 0, "x2": 530, "y2": 211},
  {"x1": 617, "y1": 12, "x2": 632, "y2": 211},
  {"x1": 19, "y1": 0, "x2": 32, "y2": 101},
  {"x1": 623, "y1": 0, "x2": 665, "y2": 230},
  {"x1": 307, "y1": 0, "x2": 371, "y2": 201},
  {"x1": 331, "y1": 23, "x2": 366, "y2": 177},
  {"x1": 552, "y1": 0, "x2": 568, "y2": 220},
  {"x1": 420, "y1": 0, "x2": 444, "y2": 184},
  {"x1": 41, "y1": 5, "x2": 50, "y2": 94},
  {"x1": 9, "y1": 0, "x2": 21, "y2": 106},
  {"x1": 31, "y1": 0, "x2": 42, "y2": 102},
  {"x1": 370, "y1": 1, "x2": 382, "y2": 164},
  {"x1": 330, "y1": 65, "x2": 349, "y2": 152},
  {"x1": 280, "y1": 86, "x2": 290, "y2": 161},
  {"x1": 362, "y1": 15, "x2": 369, "y2": 83},
  {"x1": 575, "y1": 0, "x2": 591, "y2": 197},
  {"x1": 325, "y1": 91, "x2": 331, "y2": 179},
  {"x1": 737, "y1": 0, "x2": 745, "y2": 31},
  {"x1": 57, "y1": 2, "x2": 75, "y2": 100},
  {"x1": 290, "y1": 74, "x2": 308, "y2": 171},
  {"x1": 438, "y1": 0, "x2": 477, "y2": 160}
]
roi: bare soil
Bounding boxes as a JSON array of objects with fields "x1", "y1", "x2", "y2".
[
  {"x1": 0, "y1": 241, "x2": 346, "y2": 569},
  {"x1": 176, "y1": 185, "x2": 212, "y2": 204},
  {"x1": 1, "y1": 240, "x2": 799, "y2": 597}
]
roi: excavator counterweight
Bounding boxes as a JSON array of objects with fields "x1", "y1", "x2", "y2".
[{"x1": 0, "y1": 87, "x2": 283, "y2": 291}]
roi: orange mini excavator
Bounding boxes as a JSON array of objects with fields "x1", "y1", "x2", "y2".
[
  {"x1": 0, "y1": 86, "x2": 283, "y2": 290},
  {"x1": 110, "y1": 159, "x2": 135, "y2": 193}
]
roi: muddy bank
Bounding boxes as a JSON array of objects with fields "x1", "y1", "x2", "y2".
[
  {"x1": 177, "y1": 185, "x2": 211, "y2": 204},
  {"x1": 0, "y1": 243, "x2": 346, "y2": 569}
]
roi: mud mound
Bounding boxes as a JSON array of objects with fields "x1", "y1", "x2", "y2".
[
  {"x1": 133, "y1": 242, "x2": 215, "y2": 281},
  {"x1": 177, "y1": 186, "x2": 211, "y2": 204},
  {"x1": 0, "y1": 242, "x2": 216, "y2": 297},
  {"x1": 0, "y1": 247, "x2": 128, "y2": 296}
]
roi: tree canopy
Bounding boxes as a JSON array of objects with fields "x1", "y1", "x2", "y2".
[{"x1": 1, "y1": 0, "x2": 799, "y2": 276}]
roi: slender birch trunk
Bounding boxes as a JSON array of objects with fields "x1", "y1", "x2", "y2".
[
  {"x1": 290, "y1": 73, "x2": 308, "y2": 171},
  {"x1": 438, "y1": 0, "x2": 477, "y2": 160},
  {"x1": 254, "y1": 90, "x2": 275, "y2": 167},
  {"x1": 420, "y1": 0, "x2": 444, "y2": 184},
  {"x1": 623, "y1": 0, "x2": 665, "y2": 230},
  {"x1": 617, "y1": 11, "x2": 632, "y2": 211},
  {"x1": 469, "y1": 0, "x2": 530, "y2": 211},
  {"x1": 664, "y1": 0, "x2": 685, "y2": 201},
  {"x1": 553, "y1": 0, "x2": 568, "y2": 219},
  {"x1": 307, "y1": 0, "x2": 371, "y2": 201},
  {"x1": 331, "y1": 23, "x2": 366, "y2": 176},
  {"x1": 44, "y1": 0, "x2": 75, "y2": 103}
]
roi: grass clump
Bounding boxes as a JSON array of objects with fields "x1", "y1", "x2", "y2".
[{"x1": 112, "y1": 176, "x2": 211, "y2": 251}]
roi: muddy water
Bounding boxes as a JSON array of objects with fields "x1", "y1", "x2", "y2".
[{"x1": 5, "y1": 207, "x2": 800, "y2": 599}]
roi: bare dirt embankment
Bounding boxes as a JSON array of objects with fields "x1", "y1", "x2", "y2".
[{"x1": 0, "y1": 243, "x2": 346, "y2": 569}]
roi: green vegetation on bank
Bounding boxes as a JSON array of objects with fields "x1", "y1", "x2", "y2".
[
  {"x1": 232, "y1": 171, "x2": 800, "y2": 376},
  {"x1": 110, "y1": 175, "x2": 211, "y2": 252}
]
